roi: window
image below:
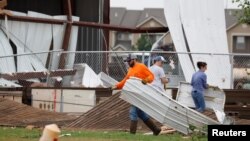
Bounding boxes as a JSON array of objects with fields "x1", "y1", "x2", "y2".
[
  {"x1": 116, "y1": 32, "x2": 130, "y2": 41},
  {"x1": 233, "y1": 36, "x2": 250, "y2": 53},
  {"x1": 236, "y1": 36, "x2": 245, "y2": 50},
  {"x1": 142, "y1": 34, "x2": 163, "y2": 43}
]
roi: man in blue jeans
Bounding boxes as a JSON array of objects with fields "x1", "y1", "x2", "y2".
[
  {"x1": 112, "y1": 54, "x2": 161, "y2": 135},
  {"x1": 191, "y1": 61, "x2": 208, "y2": 113}
]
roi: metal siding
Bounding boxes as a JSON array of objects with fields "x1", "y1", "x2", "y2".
[
  {"x1": 51, "y1": 16, "x2": 67, "y2": 70},
  {"x1": 0, "y1": 31, "x2": 16, "y2": 73},
  {"x1": 176, "y1": 82, "x2": 226, "y2": 112}
]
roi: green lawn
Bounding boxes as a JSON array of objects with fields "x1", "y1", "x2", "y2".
[{"x1": 0, "y1": 127, "x2": 208, "y2": 141}]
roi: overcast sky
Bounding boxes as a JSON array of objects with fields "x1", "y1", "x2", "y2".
[{"x1": 110, "y1": 0, "x2": 240, "y2": 10}]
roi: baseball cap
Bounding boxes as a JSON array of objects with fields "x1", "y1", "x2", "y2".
[
  {"x1": 153, "y1": 56, "x2": 166, "y2": 62},
  {"x1": 124, "y1": 54, "x2": 137, "y2": 62}
]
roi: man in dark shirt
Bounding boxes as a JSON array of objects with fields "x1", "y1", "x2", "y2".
[{"x1": 191, "y1": 61, "x2": 208, "y2": 113}]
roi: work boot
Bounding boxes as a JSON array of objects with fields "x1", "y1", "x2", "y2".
[
  {"x1": 130, "y1": 120, "x2": 138, "y2": 134},
  {"x1": 144, "y1": 119, "x2": 161, "y2": 136}
]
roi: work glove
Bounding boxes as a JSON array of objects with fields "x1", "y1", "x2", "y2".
[{"x1": 141, "y1": 79, "x2": 148, "y2": 85}]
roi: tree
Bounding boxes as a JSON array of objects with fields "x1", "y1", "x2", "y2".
[
  {"x1": 136, "y1": 35, "x2": 152, "y2": 51},
  {"x1": 233, "y1": 0, "x2": 250, "y2": 24}
]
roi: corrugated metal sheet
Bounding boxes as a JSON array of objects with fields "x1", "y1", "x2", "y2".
[
  {"x1": 51, "y1": 16, "x2": 80, "y2": 72},
  {"x1": 63, "y1": 16, "x2": 80, "y2": 85},
  {"x1": 26, "y1": 11, "x2": 52, "y2": 66},
  {"x1": 3, "y1": 11, "x2": 34, "y2": 72},
  {"x1": 120, "y1": 77, "x2": 219, "y2": 135},
  {"x1": 0, "y1": 31, "x2": 16, "y2": 73},
  {"x1": 176, "y1": 82, "x2": 225, "y2": 112},
  {"x1": 66, "y1": 89, "x2": 250, "y2": 131},
  {"x1": 51, "y1": 16, "x2": 66, "y2": 70},
  {"x1": 98, "y1": 72, "x2": 118, "y2": 87},
  {"x1": 65, "y1": 16, "x2": 80, "y2": 69},
  {"x1": 0, "y1": 98, "x2": 76, "y2": 127},
  {"x1": 1, "y1": 11, "x2": 47, "y2": 72}
]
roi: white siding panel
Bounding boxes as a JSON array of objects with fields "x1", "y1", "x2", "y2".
[
  {"x1": 176, "y1": 82, "x2": 225, "y2": 112},
  {"x1": 98, "y1": 72, "x2": 118, "y2": 87},
  {"x1": 0, "y1": 78, "x2": 21, "y2": 87},
  {"x1": 0, "y1": 31, "x2": 16, "y2": 73},
  {"x1": 3, "y1": 11, "x2": 35, "y2": 72},
  {"x1": 7, "y1": 11, "x2": 28, "y2": 42},
  {"x1": 51, "y1": 16, "x2": 66, "y2": 70},
  {"x1": 63, "y1": 16, "x2": 80, "y2": 85},
  {"x1": 1, "y1": 11, "x2": 46, "y2": 72},
  {"x1": 65, "y1": 16, "x2": 80, "y2": 69},
  {"x1": 26, "y1": 11, "x2": 53, "y2": 66},
  {"x1": 51, "y1": 16, "x2": 79, "y2": 71},
  {"x1": 179, "y1": 0, "x2": 231, "y2": 88},
  {"x1": 164, "y1": 0, "x2": 195, "y2": 82}
]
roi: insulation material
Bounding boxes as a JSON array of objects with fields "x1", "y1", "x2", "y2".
[
  {"x1": 98, "y1": 72, "x2": 118, "y2": 87},
  {"x1": 0, "y1": 78, "x2": 21, "y2": 87},
  {"x1": 71, "y1": 64, "x2": 103, "y2": 88},
  {"x1": 26, "y1": 11, "x2": 53, "y2": 66},
  {"x1": 120, "y1": 77, "x2": 219, "y2": 135},
  {"x1": 164, "y1": 0, "x2": 195, "y2": 82},
  {"x1": 176, "y1": 82, "x2": 225, "y2": 112},
  {"x1": 0, "y1": 31, "x2": 16, "y2": 73},
  {"x1": 179, "y1": 0, "x2": 231, "y2": 88}
]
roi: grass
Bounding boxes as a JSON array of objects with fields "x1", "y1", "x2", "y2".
[{"x1": 0, "y1": 127, "x2": 208, "y2": 141}]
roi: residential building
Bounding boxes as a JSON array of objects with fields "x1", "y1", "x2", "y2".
[
  {"x1": 110, "y1": 8, "x2": 172, "y2": 51},
  {"x1": 110, "y1": 8, "x2": 250, "y2": 54},
  {"x1": 226, "y1": 9, "x2": 250, "y2": 54},
  {"x1": 226, "y1": 9, "x2": 250, "y2": 67}
]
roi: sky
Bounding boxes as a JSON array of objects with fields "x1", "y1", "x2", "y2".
[{"x1": 110, "y1": 0, "x2": 240, "y2": 10}]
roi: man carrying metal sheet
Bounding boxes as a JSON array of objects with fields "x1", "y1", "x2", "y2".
[{"x1": 112, "y1": 54, "x2": 161, "y2": 135}]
